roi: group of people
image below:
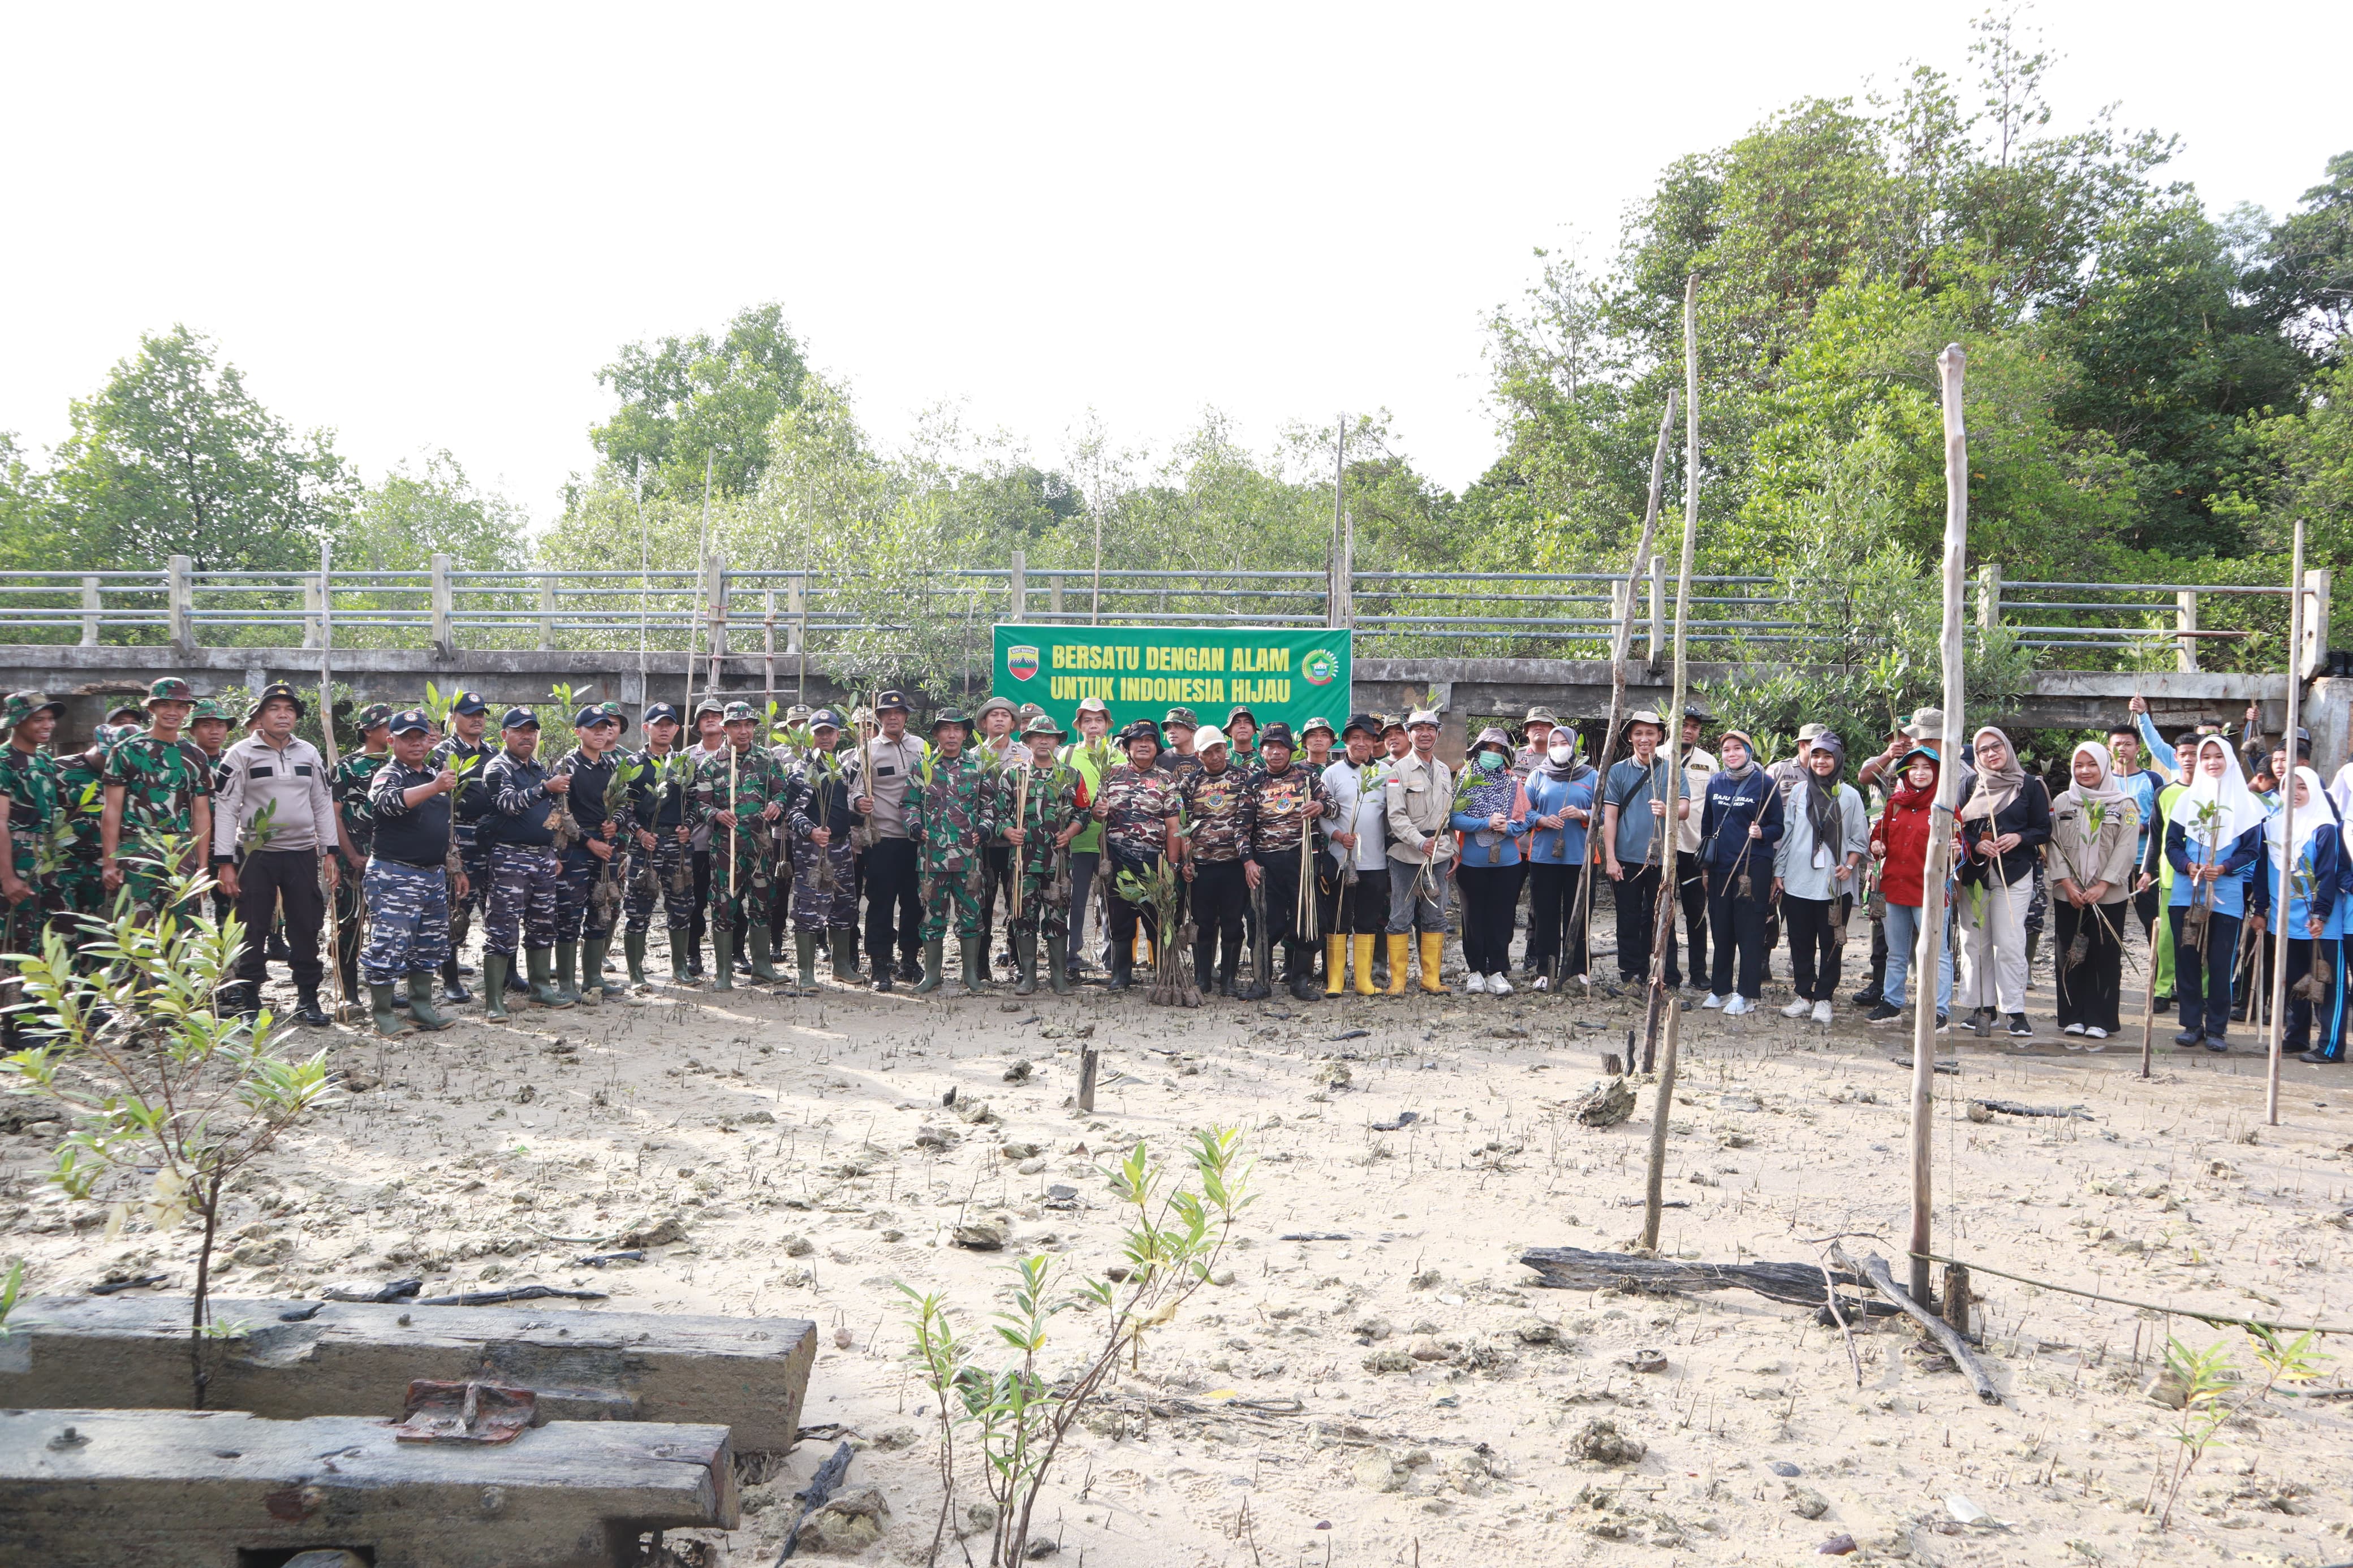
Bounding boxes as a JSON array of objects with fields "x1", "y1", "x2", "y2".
[{"x1": 1, "y1": 674, "x2": 2341, "y2": 1062}]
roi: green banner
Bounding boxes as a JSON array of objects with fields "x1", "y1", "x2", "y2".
[{"x1": 992, "y1": 624, "x2": 1352, "y2": 738}]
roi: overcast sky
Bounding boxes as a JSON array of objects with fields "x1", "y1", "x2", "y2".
[{"x1": 2, "y1": 3, "x2": 2342, "y2": 528}]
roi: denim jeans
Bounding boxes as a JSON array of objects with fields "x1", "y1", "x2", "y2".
[{"x1": 1883, "y1": 899, "x2": 1954, "y2": 1014}]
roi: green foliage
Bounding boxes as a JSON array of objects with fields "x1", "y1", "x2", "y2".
[
  {"x1": 588, "y1": 302, "x2": 807, "y2": 499},
  {"x1": 2154, "y1": 1327, "x2": 2332, "y2": 1528},
  {"x1": 0, "y1": 1257, "x2": 23, "y2": 1338},
  {"x1": 337, "y1": 451, "x2": 528, "y2": 572}
]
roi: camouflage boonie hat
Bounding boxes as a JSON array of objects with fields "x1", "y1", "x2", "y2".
[
  {"x1": 352, "y1": 702, "x2": 395, "y2": 733},
  {"x1": 931, "y1": 708, "x2": 974, "y2": 735},
  {"x1": 145, "y1": 677, "x2": 196, "y2": 708},
  {"x1": 1020, "y1": 713, "x2": 1066, "y2": 739},
  {"x1": 1163, "y1": 706, "x2": 1200, "y2": 731},
  {"x1": 694, "y1": 696, "x2": 727, "y2": 718},
  {"x1": 189, "y1": 698, "x2": 229, "y2": 723},
  {"x1": 722, "y1": 701, "x2": 760, "y2": 723},
  {"x1": 785, "y1": 703, "x2": 813, "y2": 725},
  {"x1": 0, "y1": 691, "x2": 63, "y2": 731},
  {"x1": 1300, "y1": 716, "x2": 1336, "y2": 739},
  {"x1": 1015, "y1": 702, "x2": 1045, "y2": 723}
]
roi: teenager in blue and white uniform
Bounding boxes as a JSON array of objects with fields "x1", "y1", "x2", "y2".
[
  {"x1": 2165, "y1": 736, "x2": 2270, "y2": 1052},
  {"x1": 1520, "y1": 727, "x2": 1597, "y2": 990},
  {"x1": 2255, "y1": 765, "x2": 2347, "y2": 1065}
]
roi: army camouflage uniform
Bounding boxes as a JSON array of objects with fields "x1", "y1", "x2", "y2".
[
  {"x1": 907, "y1": 750, "x2": 998, "y2": 942},
  {"x1": 329, "y1": 725, "x2": 393, "y2": 1000},
  {"x1": 688, "y1": 740, "x2": 791, "y2": 937},
  {"x1": 1096, "y1": 757, "x2": 1180, "y2": 988},
  {"x1": 102, "y1": 727, "x2": 213, "y2": 919},
  {"x1": 1242, "y1": 753, "x2": 1337, "y2": 998},
  {"x1": 430, "y1": 731, "x2": 496, "y2": 940},
  {"x1": 1001, "y1": 755, "x2": 1083, "y2": 943},
  {"x1": 0, "y1": 705, "x2": 66, "y2": 1028},
  {"x1": 52, "y1": 746, "x2": 109, "y2": 922},
  {"x1": 1179, "y1": 758, "x2": 1252, "y2": 993},
  {"x1": 625, "y1": 745, "x2": 699, "y2": 934}
]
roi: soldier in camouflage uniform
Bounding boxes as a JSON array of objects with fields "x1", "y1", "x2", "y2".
[
  {"x1": 328, "y1": 703, "x2": 395, "y2": 1009},
  {"x1": 360, "y1": 709, "x2": 465, "y2": 1036},
  {"x1": 480, "y1": 706, "x2": 571, "y2": 1012},
  {"x1": 999, "y1": 714, "x2": 1084, "y2": 996},
  {"x1": 623, "y1": 701, "x2": 698, "y2": 984},
  {"x1": 0, "y1": 692, "x2": 67, "y2": 1050},
  {"x1": 1179, "y1": 729, "x2": 1251, "y2": 996},
  {"x1": 548, "y1": 702, "x2": 630, "y2": 1008},
  {"x1": 779, "y1": 710, "x2": 863, "y2": 989},
  {"x1": 51, "y1": 717, "x2": 117, "y2": 927},
  {"x1": 428, "y1": 689, "x2": 495, "y2": 1003},
  {"x1": 1092, "y1": 722, "x2": 1182, "y2": 992},
  {"x1": 189, "y1": 698, "x2": 236, "y2": 928},
  {"x1": 688, "y1": 700, "x2": 790, "y2": 990},
  {"x1": 1242, "y1": 722, "x2": 1338, "y2": 1001},
  {"x1": 99, "y1": 677, "x2": 214, "y2": 922},
  {"x1": 906, "y1": 708, "x2": 999, "y2": 995}
]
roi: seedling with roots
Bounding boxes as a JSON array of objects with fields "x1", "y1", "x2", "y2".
[{"x1": 2153, "y1": 1326, "x2": 2332, "y2": 1528}]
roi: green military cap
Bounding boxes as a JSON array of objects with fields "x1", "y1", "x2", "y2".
[
  {"x1": 1163, "y1": 706, "x2": 1200, "y2": 731},
  {"x1": 785, "y1": 703, "x2": 814, "y2": 725},
  {"x1": 352, "y1": 702, "x2": 395, "y2": 733},
  {"x1": 0, "y1": 691, "x2": 64, "y2": 731},
  {"x1": 1020, "y1": 713, "x2": 1066, "y2": 739},
  {"x1": 931, "y1": 708, "x2": 974, "y2": 735},
  {"x1": 1300, "y1": 715, "x2": 1336, "y2": 740},
  {"x1": 145, "y1": 677, "x2": 197, "y2": 708},
  {"x1": 722, "y1": 701, "x2": 760, "y2": 723}
]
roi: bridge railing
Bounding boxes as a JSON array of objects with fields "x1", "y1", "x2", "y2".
[{"x1": 0, "y1": 554, "x2": 2328, "y2": 676}]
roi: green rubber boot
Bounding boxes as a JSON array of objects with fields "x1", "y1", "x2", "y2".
[
  {"x1": 574, "y1": 936, "x2": 603, "y2": 1008},
  {"x1": 369, "y1": 982, "x2": 414, "y2": 1038},
  {"x1": 748, "y1": 926, "x2": 780, "y2": 984},
  {"x1": 913, "y1": 936, "x2": 946, "y2": 994},
  {"x1": 526, "y1": 947, "x2": 571, "y2": 1009},
  {"x1": 624, "y1": 930, "x2": 648, "y2": 986},
  {"x1": 1013, "y1": 930, "x2": 1038, "y2": 995},
  {"x1": 553, "y1": 942, "x2": 584, "y2": 1007},
  {"x1": 667, "y1": 926, "x2": 693, "y2": 982},
  {"x1": 712, "y1": 930, "x2": 735, "y2": 992},
  {"x1": 829, "y1": 927, "x2": 859, "y2": 982},
  {"x1": 482, "y1": 953, "x2": 513, "y2": 1020},
  {"x1": 960, "y1": 936, "x2": 990, "y2": 996},
  {"x1": 404, "y1": 975, "x2": 453, "y2": 1031},
  {"x1": 795, "y1": 930, "x2": 819, "y2": 990},
  {"x1": 591, "y1": 932, "x2": 627, "y2": 998},
  {"x1": 1044, "y1": 934, "x2": 1074, "y2": 995}
]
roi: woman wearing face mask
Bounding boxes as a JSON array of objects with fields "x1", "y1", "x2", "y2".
[
  {"x1": 1956, "y1": 726, "x2": 2054, "y2": 1042},
  {"x1": 1522, "y1": 726, "x2": 1598, "y2": 990},
  {"x1": 1450, "y1": 728, "x2": 1529, "y2": 994},
  {"x1": 1773, "y1": 735, "x2": 1870, "y2": 1023},
  {"x1": 2164, "y1": 736, "x2": 2269, "y2": 1052},
  {"x1": 1867, "y1": 745, "x2": 1954, "y2": 1029},
  {"x1": 2048, "y1": 741, "x2": 2140, "y2": 1045},
  {"x1": 2256, "y1": 765, "x2": 2346, "y2": 1064},
  {"x1": 1696, "y1": 730, "x2": 1782, "y2": 1014}
]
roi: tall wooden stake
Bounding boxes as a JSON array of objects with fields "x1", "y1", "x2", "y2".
[
  {"x1": 1910, "y1": 344, "x2": 1970, "y2": 1305},
  {"x1": 1640, "y1": 277, "x2": 1701, "y2": 1255},
  {"x1": 684, "y1": 451, "x2": 714, "y2": 714},
  {"x1": 2266, "y1": 515, "x2": 2308, "y2": 1126},
  {"x1": 315, "y1": 541, "x2": 348, "y2": 1021}
]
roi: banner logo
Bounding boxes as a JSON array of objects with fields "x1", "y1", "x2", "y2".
[
  {"x1": 1007, "y1": 645, "x2": 1040, "y2": 681},
  {"x1": 1302, "y1": 649, "x2": 1338, "y2": 686}
]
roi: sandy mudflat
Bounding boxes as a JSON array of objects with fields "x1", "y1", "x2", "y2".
[{"x1": 7, "y1": 920, "x2": 2353, "y2": 1566}]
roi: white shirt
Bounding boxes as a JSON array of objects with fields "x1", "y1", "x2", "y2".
[
  {"x1": 1677, "y1": 745, "x2": 1718, "y2": 854},
  {"x1": 1321, "y1": 757, "x2": 1389, "y2": 871}
]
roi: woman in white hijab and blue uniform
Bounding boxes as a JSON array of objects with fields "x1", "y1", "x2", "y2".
[
  {"x1": 2255, "y1": 764, "x2": 2347, "y2": 1064},
  {"x1": 2165, "y1": 736, "x2": 2272, "y2": 1052}
]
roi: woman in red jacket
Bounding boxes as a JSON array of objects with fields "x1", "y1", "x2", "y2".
[{"x1": 1867, "y1": 745, "x2": 1954, "y2": 1029}]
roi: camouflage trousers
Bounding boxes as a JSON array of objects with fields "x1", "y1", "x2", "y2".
[
  {"x1": 447, "y1": 841, "x2": 489, "y2": 943},
  {"x1": 1006, "y1": 853, "x2": 1071, "y2": 941},
  {"x1": 919, "y1": 853, "x2": 986, "y2": 941},
  {"x1": 485, "y1": 844, "x2": 561, "y2": 956},
  {"x1": 360, "y1": 859, "x2": 451, "y2": 985},
  {"x1": 2, "y1": 888, "x2": 66, "y2": 1037},
  {"x1": 791, "y1": 836, "x2": 859, "y2": 931},
  {"x1": 625, "y1": 831, "x2": 697, "y2": 932},
  {"x1": 706, "y1": 835, "x2": 775, "y2": 935},
  {"x1": 121, "y1": 833, "x2": 199, "y2": 923},
  {"x1": 556, "y1": 846, "x2": 620, "y2": 943}
]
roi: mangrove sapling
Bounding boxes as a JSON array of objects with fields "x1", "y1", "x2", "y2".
[
  {"x1": 899, "y1": 1126, "x2": 1252, "y2": 1567},
  {"x1": 0, "y1": 848, "x2": 338, "y2": 1407},
  {"x1": 2154, "y1": 1325, "x2": 2331, "y2": 1529}
]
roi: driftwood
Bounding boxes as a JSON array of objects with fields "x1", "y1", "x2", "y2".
[
  {"x1": 777, "y1": 1439, "x2": 855, "y2": 1562},
  {"x1": 1968, "y1": 1099, "x2": 2093, "y2": 1121},
  {"x1": 1830, "y1": 1243, "x2": 2000, "y2": 1405},
  {"x1": 1520, "y1": 1247, "x2": 1864, "y2": 1308}
]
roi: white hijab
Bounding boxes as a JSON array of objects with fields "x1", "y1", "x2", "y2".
[
  {"x1": 2168, "y1": 736, "x2": 2268, "y2": 850},
  {"x1": 2330, "y1": 761, "x2": 2353, "y2": 820},
  {"x1": 2267, "y1": 764, "x2": 2340, "y2": 875}
]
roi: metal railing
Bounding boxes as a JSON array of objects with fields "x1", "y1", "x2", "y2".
[{"x1": 0, "y1": 552, "x2": 2328, "y2": 675}]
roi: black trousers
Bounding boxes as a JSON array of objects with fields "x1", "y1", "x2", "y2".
[
  {"x1": 2169, "y1": 904, "x2": 2239, "y2": 1040},
  {"x1": 2054, "y1": 899, "x2": 2124, "y2": 1033},
  {"x1": 689, "y1": 849, "x2": 712, "y2": 952},
  {"x1": 1860, "y1": 915, "x2": 1888, "y2": 997},
  {"x1": 1706, "y1": 873, "x2": 1772, "y2": 999},
  {"x1": 1190, "y1": 857, "x2": 1248, "y2": 982},
  {"x1": 1106, "y1": 848, "x2": 1162, "y2": 957},
  {"x1": 1458, "y1": 862, "x2": 1525, "y2": 975},
  {"x1": 2285, "y1": 937, "x2": 2347, "y2": 1056},
  {"x1": 1335, "y1": 863, "x2": 1389, "y2": 935},
  {"x1": 1784, "y1": 894, "x2": 1846, "y2": 1003},
  {"x1": 1257, "y1": 850, "x2": 1313, "y2": 978},
  {"x1": 234, "y1": 849, "x2": 325, "y2": 990},
  {"x1": 864, "y1": 837, "x2": 923, "y2": 969},
  {"x1": 1611, "y1": 863, "x2": 1680, "y2": 987},
  {"x1": 1315, "y1": 852, "x2": 1346, "y2": 948},
  {"x1": 1525, "y1": 862, "x2": 1587, "y2": 978},
  {"x1": 1676, "y1": 850, "x2": 1708, "y2": 984}
]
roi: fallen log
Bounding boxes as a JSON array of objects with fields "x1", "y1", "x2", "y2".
[
  {"x1": 1968, "y1": 1099, "x2": 2093, "y2": 1121},
  {"x1": 1829, "y1": 1243, "x2": 2000, "y2": 1405},
  {"x1": 1519, "y1": 1247, "x2": 1864, "y2": 1307}
]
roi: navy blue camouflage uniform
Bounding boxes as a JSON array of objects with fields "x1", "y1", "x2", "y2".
[
  {"x1": 361, "y1": 757, "x2": 454, "y2": 984},
  {"x1": 481, "y1": 747, "x2": 562, "y2": 956},
  {"x1": 551, "y1": 747, "x2": 624, "y2": 943},
  {"x1": 786, "y1": 751, "x2": 864, "y2": 930}
]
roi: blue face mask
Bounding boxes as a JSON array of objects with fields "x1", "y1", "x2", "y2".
[{"x1": 1477, "y1": 751, "x2": 1505, "y2": 774}]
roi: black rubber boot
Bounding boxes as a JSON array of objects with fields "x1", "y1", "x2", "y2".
[
  {"x1": 1219, "y1": 932, "x2": 1243, "y2": 998},
  {"x1": 439, "y1": 957, "x2": 472, "y2": 1005},
  {"x1": 291, "y1": 984, "x2": 329, "y2": 1027},
  {"x1": 1194, "y1": 934, "x2": 1216, "y2": 997},
  {"x1": 1107, "y1": 951, "x2": 1133, "y2": 992},
  {"x1": 1013, "y1": 931, "x2": 1038, "y2": 996}
]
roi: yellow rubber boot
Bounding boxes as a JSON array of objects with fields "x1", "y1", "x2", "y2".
[
  {"x1": 1352, "y1": 935, "x2": 1377, "y2": 996},
  {"x1": 1418, "y1": 931, "x2": 1448, "y2": 994},
  {"x1": 1325, "y1": 935, "x2": 1347, "y2": 995},
  {"x1": 1385, "y1": 934, "x2": 1411, "y2": 996}
]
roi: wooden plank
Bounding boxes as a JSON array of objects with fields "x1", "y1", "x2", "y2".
[
  {"x1": 0, "y1": 1406, "x2": 735, "y2": 1568},
  {"x1": 1, "y1": 1297, "x2": 815, "y2": 1455}
]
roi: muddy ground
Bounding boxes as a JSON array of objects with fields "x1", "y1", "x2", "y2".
[{"x1": 6, "y1": 915, "x2": 2353, "y2": 1567}]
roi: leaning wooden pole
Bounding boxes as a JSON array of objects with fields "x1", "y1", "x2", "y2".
[
  {"x1": 1640, "y1": 277, "x2": 1702, "y2": 1254},
  {"x1": 2266, "y1": 514, "x2": 2308, "y2": 1126},
  {"x1": 1911, "y1": 344, "x2": 1970, "y2": 1306},
  {"x1": 1573, "y1": 391, "x2": 1677, "y2": 992}
]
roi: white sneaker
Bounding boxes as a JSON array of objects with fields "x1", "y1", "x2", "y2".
[
  {"x1": 2062, "y1": 1022, "x2": 2085, "y2": 1036},
  {"x1": 1702, "y1": 992, "x2": 1725, "y2": 1010},
  {"x1": 1463, "y1": 971, "x2": 1488, "y2": 994},
  {"x1": 1724, "y1": 995, "x2": 1752, "y2": 1016},
  {"x1": 1780, "y1": 999, "x2": 1812, "y2": 1018},
  {"x1": 2084, "y1": 1026, "x2": 2107, "y2": 1039},
  {"x1": 1488, "y1": 973, "x2": 1513, "y2": 995},
  {"x1": 1811, "y1": 999, "x2": 1831, "y2": 1024},
  {"x1": 1532, "y1": 974, "x2": 1551, "y2": 992}
]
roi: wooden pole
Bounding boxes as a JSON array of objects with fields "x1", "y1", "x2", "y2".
[
  {"x1": 1572, "y1": 392, "x2": 1677, "y2": 990},
  {"x1": 2267, "y1": 514, "x2": 2308, "y2": 1125},
  {"x1": 2138, "y1": 931, "x2": 2158, "y2": 1079},
  {"x1": 315, "y1": 541, "x2": 349, "y2": 1022},
  {"x1": 1911, "y1": 343, "x2": 1970, "y2": 1305},
  {"x1": 683, "y1": 452, "x2": 714, "y2": 714},
  {"x1": 1640, "y1": 277, "x2": 1702, "y2": 1255}
]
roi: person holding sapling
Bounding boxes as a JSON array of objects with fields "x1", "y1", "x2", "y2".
[
  {"x1": 1600, "y1": 709, "x2": 1690, "y2": 995},
  {"x1": 998, "y1": 714, "x2": 1084, "y2": 996},
  {"x1": 1954, "y1": 726, "x2": 2052, "y2": 1042},
  {"x1": 549, "y1": 702, "x2": 630, "y2": 1007},
  {"x1": 210, "y1": 682, "x2": 340, "y2": 1026},
  {"x1": 1382, "y1": 708, "x2": 1456, "y2": 995},
  {"x1": 783, "y1": 709, "x2": 865, "y2": 989},
  {"x1": 1772, "y1": 733, "x2": 1868, "y2": 1025},
  {"x1": 0, "y1": 691, "x2": 66, "y2": 1053},
  {"x1": 359, "y1": 709, "x2": 470, "y2": 1035},
  {"x1": 1091, "y1": 719, "x2": 1179, "y2": 993},
  {"x1": 690, "y1": 701, "x2": 791, "y2": 991},
  {"x1": 428, "y1": 689, "x2": 495, "y2": 1003},
  {"x1": 1867, "y1": 744, "x2": 1955, "y2": 1030},
  {"x1": 2255, "y1": 765, "x2": 2346, "y2": 1064},
  {"x1": 2047, "y1": 742, "x2": 2141, "y2": 1045},
  {"x1": 1179, "y1": 728, "x2": 1251, "y2": 996},
  {"x1": 621, "y1": 702, "x2": 696, "y2": 984},
  {"x1": 1320, "y1": 713, "x2": 1393, "y2": 997},
  {"x1": 1697, "y1": 729, "x2": 1782, "y2": 1015},
  {"x1": 1239, "y1": 723, "x2": 1337, "y2": 1001},
  {"x1": 480, "y1": 706, "x2": 571, "y2": 1012},
  {"x1": 1055, "y1": 696, "x2": 1115, "y2": 984},
  {"x1": 906, "y1": 707, "x2": 999, "y2": 995},
  {"x1": 2164, "y1": 736, "x2": 2269, "y2": 1052}
]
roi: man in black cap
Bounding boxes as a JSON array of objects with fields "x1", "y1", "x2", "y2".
[
  {"x1": 851, "y1": 688, "x2": 926, "y2": 990},
  {"x1": 783, "y1": 707, "x2": 864, "y2": 988},
  {"x1": 1091, "y1": 720, "x2": 1179, "y2": 991},
  {"x1": 1320, "y1": 713, "x2": 1390, "y2": 996},
  {"x1": 360, "y1": 709, "x2": 466, "y2": 1036},
  {"x1": 429, "y1": 689, "x2": 495, "y2": 1003},
  {"x1": 1060, "y1": 695, "x2": 1117, "y2": 982},
  {"x1": 210, "y1": 681, "x2": 339, "y2": 1023},
  {"x1": 1240, "y1": 722, "x2": 1336, "y2": 1000},
  {"x1": 624, "y1": 701, "x2": 697, "y2": 984},
  {"x1": 551, "y1": 702, "x2": 630, "y2": 1007},
  {"x1": 480, "y1": 706, "x2": 571, "y2": 1012},
  {"x1": 329, "y1": 703, "x2": 396, "y2": 1008}
]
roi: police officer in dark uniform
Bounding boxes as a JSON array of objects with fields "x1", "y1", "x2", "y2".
[{"x1": 429, "y1": 689, "x2": 495, "y2": 1003}]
